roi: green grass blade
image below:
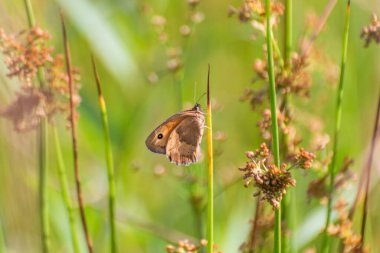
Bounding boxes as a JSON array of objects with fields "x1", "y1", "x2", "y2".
[
  {"x1": 265, "y1": 0, "x2": 281, "y2": 252},
  {"x1": 321, "y1": 1, "x2": 351, "y2": 252},
  {"x1": 91, "y1": 57, "x2": 117, "y2": 253},
  {"x1": 53, "y1": 128, "x2": 81, "y2": 253},
  {"x1": 23, "y1": 0, "x2": 50, "y2": 252}
]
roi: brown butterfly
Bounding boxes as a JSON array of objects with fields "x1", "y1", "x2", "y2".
[{"x1": 145, "y1": 104, "x2": 205, "y2": 166}]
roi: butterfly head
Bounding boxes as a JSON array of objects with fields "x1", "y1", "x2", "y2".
[{"x1": 192, "y1": 103, "x2": 201, "y2": 112}]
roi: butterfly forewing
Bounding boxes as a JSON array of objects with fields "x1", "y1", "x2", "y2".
[{"x1": 145, "y1": 105, "x2": 205, "y2": 165}]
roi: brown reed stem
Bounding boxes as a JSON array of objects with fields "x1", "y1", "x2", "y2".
[
  {"x1": 360, "y1": 90, "x2": 380, "y2": 250},
  {"x1": 301, "y1": 0, "x2": 337, "y2": 57},
  {"x1": 248, "y1": 195, "x2": 262, "y2": 252},
  {"x1": 60, "y1": 12, "x2": 93, "y2": 253}
]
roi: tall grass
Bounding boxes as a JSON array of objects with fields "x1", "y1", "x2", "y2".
[
  {"x1": 265, "y1": 0, "x2": 281, "y2": 252},
  {"x1": 360, "y1": 91, "x2": 380, "y2": 250},
  {"x1": 23, "y1": 0, "x2": 50, "y2": 251},
  {"x1": 322, "y1": 1, "x2": 351, "y2": 252},
  {"x1": 282, "y1": 0, "x2": 293, "y2": 251},
  {"x1": 53, "y1": 128, "x2": 80, "y2": 253},
  {"x1": 60, "y1": 12, "x2": 93, "y2": 253},
  {"x1": 91, "y1": 57, "x2": 118, "y2": 253},
  {"x1": 206, "y1": 65, "x2": 214, "y2": 253}
]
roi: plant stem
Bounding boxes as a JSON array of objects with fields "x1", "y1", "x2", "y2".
[
  {"x1": 39, "y1": 119, "x2": 49, "y2": 253},
  {"x1": 23, "y1": 1, "x2": 50, "y2": 252},
  {"x1": 265, "y1": 0, "x2": 281, "y2": 252},
  {"x1": 23, "y1": 0, "x2": 35, "y2": 28},
  {"x1": 284, "y1": 0, "x2": 292, "y2": 67},
  {"x1": 60, "y1": 12, "x2": 93, "y2": 253},
  {"x1": 282, "y1": 1, "x2": 292, "y2": 252},
  {"x1": 271, "y1": 35, "x2": 284, "y2": 69},
  {"x1": 360, "y1": 90, "x2": 380, "y2": 250},
  {"x1": 247, "y1": 195, "x2": 262, "y2": 251},
  {"x1": 206, "y1": 65, "x2": 214, "y2": 253},
  {"x1": 321, "y1": 1, "x2": 351, "y2": 252},
  {"x1": 91, "y1": 56, "x2": 118, "y2": 253},
  {"x1": 53, "y1": 128, "x2": 80, "y2": 253},
  {"x1": 301, "y1": 0, "x2": 337, "y2": 57}
]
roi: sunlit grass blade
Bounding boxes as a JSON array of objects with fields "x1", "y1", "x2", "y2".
[
  {"x1": 60, "y1": 11, "x2": 94, "y2": 253},
  {"x1": 321, "y1": 1, "x2": 351, "y2": 252},
  {"x1": 91, "y1": 56, "x2": 117, "y2": 253},
  {"x1": 206, "y1": 64, "x2": 214, "y2": 253},
  {"x1": 53, "y1": 128, "x2": 80, "y2": 253},
  {"x1": 282, "y1": 0, "x2": 292, "y2": 252},
  {"x1": 23, "y1": 0, "x2": 50, "y2": 252},
  {"x1": 265, "y1": 0, "x2": 281, "y2": 252}
]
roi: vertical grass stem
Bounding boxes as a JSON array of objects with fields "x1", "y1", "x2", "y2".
[
  {"x1": 91, "y1": 56, "x2": 117, "y2": 253},
  {"x1": 321, "y1": 1, "x2": 351, "y2": 252},
  {"x1": 206, "y1": 65, "x2": 214, "y2": 253}
]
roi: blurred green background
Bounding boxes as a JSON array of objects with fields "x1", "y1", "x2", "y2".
[{"x1": 0, "y1": 0, "x2": 379, "y2": 252}]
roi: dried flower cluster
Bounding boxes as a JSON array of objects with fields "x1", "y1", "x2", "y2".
[
  {"x1": 241, "y1": 52, "x2": 311, "y2": 112},
  {"x1": 327, "y1": 199, "x2": 369, "y2": 253},
  {"x1": 360, "y1": 14, "x2": 380, "y2": 47},
  {"x1": 256, "y1": 108, "x2": 289, "y2": 141},
  {"x1": 148, "y1": 1, "x2": 204, "y2": 83},
  {"x1": 292, "y1": 148, "x2": 316, "y2": 170},
  {"x1": 228, "y1": 0, "x2": 284, "y2": 26},
  {"x1": 0, "y1": 27, "x2": 80, "y2": 131},
  {"x1": 166, "y1": 239, "x2": 220, "y2": 253},
  {"x1": 166, "y1": 239, "x2": 203, "y2": 253},
  {"x1": 239, "y1": 143, "x2": 315, "y2": 209},
  {"x1": 0, "y1": 27, "x2": 51, "y2": 83}
]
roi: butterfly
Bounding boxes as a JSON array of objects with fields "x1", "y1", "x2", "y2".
[{"x1": 145, "y1": 104, "x2": 205, "y2": 166}]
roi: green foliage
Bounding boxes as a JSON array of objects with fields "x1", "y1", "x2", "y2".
[{"x1": 0, "y1": 0, "x2": 379, "y2": 252}]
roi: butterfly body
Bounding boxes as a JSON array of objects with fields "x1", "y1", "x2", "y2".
[{"x1": 145, "y1": 104, "x2": 205, "y2": 165}]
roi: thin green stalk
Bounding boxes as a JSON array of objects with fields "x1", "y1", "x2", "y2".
[
  {"x1": 23, "y1": 0, "x2": 49, "y2": 252},
  {"x1": 23, "y1": 0, "x2": 35, "y2": 28},
  {"x1": 39, "y1": 120, "x2": 49, "y2": 253},
  {"x1": 321, "y1": 1, "x2": 351, "y2": 252},
  {"x1": 282, "y1": 1, "x2": 292, "y2": 252},
  {"x1": 91, "y1": 57, "x2": 117, "y2": 253},
  {"x1": 60, "y1": 12, "x2": 93, "y2": 253},
  {"x1": 265, "y1": 0, "x2": 281, "y2": 252},
  {"x1": 360, "y1": 90, "x2": 380, "y2": 250},
  {"x1": 206, "y1": 65, "x2": 214, "y2": 253},
  {"x1": 284, "y1": 0, "x2": 292, "y2": 67},
  {"x1": 53, "y1": 128, "x2": 80, "y2": 253},
  {"x1": 271, "y1": 35, "x2": 284, "y2": 69}
]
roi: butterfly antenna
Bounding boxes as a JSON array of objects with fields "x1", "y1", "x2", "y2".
[
  {"x1": 194, "y1": 81, "x2": 197, "y2": 104},
  {"x1": 196, "y1": 92, "x2": 207, "y2": 105}
]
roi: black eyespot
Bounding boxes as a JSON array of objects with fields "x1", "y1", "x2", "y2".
[{"x1": 157, "y1": 133, "x2": 163, "y2": 139}]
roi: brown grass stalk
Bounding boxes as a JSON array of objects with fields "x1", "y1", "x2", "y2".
[
  {"x1": 301, "y1": 0, "x2": 337, "y2": 57},
  {"x1": 360, "y1": 90, "x2": 380, "y2": 250},
  {"x1": 60, "y1": 11, "x2": 94, "y2": 253}
]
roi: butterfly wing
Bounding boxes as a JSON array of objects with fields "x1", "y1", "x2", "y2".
[
  {"x1": 166, "y1": 112, "x2": 205, "y2": 165},
  {"x1": 145, "y1": 113, "x2": 187, "y2": 154}
]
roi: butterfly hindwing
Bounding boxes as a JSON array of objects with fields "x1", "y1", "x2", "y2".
[{"x1": 166, "y1": 113, "x2": 204, "y2": 165}]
